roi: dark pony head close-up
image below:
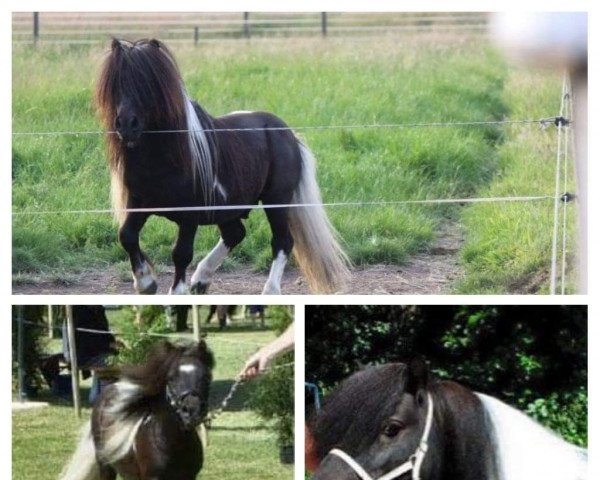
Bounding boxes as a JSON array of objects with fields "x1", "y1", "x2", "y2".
[
  {"x1": 308, "y1": 360, "x2": 587, "y2": 480},
  {"x1": 60, "y1": 340, "x2": 214, "y2": 480}
]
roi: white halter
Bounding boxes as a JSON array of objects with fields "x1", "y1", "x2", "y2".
[{"x1": 328, "y1": 393, "x2": 434, "y2": 480}]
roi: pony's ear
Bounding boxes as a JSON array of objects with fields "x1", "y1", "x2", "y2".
[
  {"x1": 405, "y1": 357, "x2": 429, "y2": 397},
  {"x1": 111, "y1": 38, "x2": 123, "y2": 51},
  {"x1": 149, "y1": 39, "x2": 162, "y2": 49}
]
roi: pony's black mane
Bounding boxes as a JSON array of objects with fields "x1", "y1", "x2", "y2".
[
  {"x1": 120, "y1": 340, "x2": 214, "y2": 398},
  {"x1": 309, "y1": 363, "x2": 415, "y2": 458}
]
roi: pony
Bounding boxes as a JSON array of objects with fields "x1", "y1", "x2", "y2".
[
  {"x1": 59, "y1": 341, "x2": 214, "y2": 480},
  {"x1": 95, "y1": 38, "x2": 350, "y2": 295},
  {"x1": 307, "y1": 359, "x2": 587, "y2": 480}
]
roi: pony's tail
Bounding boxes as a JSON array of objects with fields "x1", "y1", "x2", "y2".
[
  {"x1": 59, "y1": 421, "x2": 102, "y2": 480},
  {"x1": 288, "y1": 140, "x2": 351, "y2": 293}
]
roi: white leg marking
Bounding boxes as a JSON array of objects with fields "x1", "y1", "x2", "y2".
[
  {"x1": 191, "y1": 239, "x2": 230, "y2": 286},
  {"x1": 133, "y1": 261, "x2": 155, "y2": 292},
  {"x1": 169, "y1": 280, "x2": 188, "y2": 295},
  {"x1": 262, "y1": 251, "x2": 288, "y2": 295}
]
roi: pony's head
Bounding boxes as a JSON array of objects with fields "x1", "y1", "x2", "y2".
[
  {"x1": 96, "y1": 38, "x2": 187, "y2": 148},
  {"x1": 165, "y1": 341, "x2": 214, "y2": 429},
  {"x1": 309, "y1": 359, "x2": 444, "y2": 480},
  {"x1": 95, "y1": 38, "x2": 216, "y2": 223},
  {"x1": 121, "y1": 340, "x2": 215, "y2": 430}
]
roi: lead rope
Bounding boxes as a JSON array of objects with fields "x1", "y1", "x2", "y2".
[{"x1": 204, "y1": 376, "x2": 245, "y2": 429}]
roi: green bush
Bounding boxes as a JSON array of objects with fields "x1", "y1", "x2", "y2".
[
  {"x1": 249, "y1": 306, "x2": 294, "y2": 448},
  {"x1": 525, "y1": 389, "x2": 587, "y2": 447},
  {"x1": 107, "y1": 306, "x2": 172, "y2": 366},
  {"x1": 249, "y1": 354, "x2": 294, "y2": 447}
]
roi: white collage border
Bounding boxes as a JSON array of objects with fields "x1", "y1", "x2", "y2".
[{"x1": 4, "y1": 2, "x2": 598, "y2": 480}]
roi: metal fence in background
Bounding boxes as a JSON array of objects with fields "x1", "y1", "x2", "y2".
[{"x1": 12, "y1": 12, "x2": 489, "y2": 46}]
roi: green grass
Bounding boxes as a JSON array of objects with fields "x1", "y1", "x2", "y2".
[
  {"x1": 457, "y1": 68, "x2": 576, "y2": 293},
  {"x1": 13, "y1": 312, "x2": 292, "y2": 480},
  {"x1": 12, "y1": 36, "x2": 571, "y2": 292}
]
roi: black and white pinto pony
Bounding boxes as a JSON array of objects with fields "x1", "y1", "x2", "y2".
[
  {"x1": 307, "y1": 360, "x2": 587, "y2": 480},
  {"x1": 60, "y1": 341, "x2": 214, "y2": 480},
  {"x1": 95, "y1": 38, "x2": 350, "y2": 295}
]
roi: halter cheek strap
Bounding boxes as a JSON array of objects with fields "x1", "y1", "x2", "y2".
[{"x1": 328, "y1": 393, "x2": 434, "y2": 480}]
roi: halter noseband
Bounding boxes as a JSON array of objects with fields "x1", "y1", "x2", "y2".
[
  {"x1": 166, "y1": 384, "x2": 199, "y2": 410},
  {"x1": 328, "y1": 393, "x2": 434, "y2": 480}
]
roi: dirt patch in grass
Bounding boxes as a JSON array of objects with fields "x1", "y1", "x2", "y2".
[{"x1": 13, "y1": 223, "x2": 465, "y2": 295}]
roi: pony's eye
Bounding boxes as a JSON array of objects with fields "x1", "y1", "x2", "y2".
[{"x1": 382, "y1": 421, "x2": 404, "y2": 438}]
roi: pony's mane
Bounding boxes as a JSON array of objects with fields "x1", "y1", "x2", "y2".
[
  {"x1": 308, "y1": 363, "x2": 409, "y2": 459},
  {"x1": 95, "y1": 38, "x2": 216, "y2": 224},
  {"x1": 478, "y1": 394, "x2": 587, "y2": 480}
]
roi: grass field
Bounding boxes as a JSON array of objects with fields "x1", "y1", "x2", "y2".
[
  {"x1": 12, "y1": 309, "x2": 293, "y2": 480},
  {"x1": 12, "y1": 35, "x2": 574, "y2": 293}
]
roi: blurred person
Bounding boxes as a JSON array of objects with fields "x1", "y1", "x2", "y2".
[{"x1": 240, "y1": 322, "x2": 294, "y2": 379}]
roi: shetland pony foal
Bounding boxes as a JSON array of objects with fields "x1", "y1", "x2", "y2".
[
  {"x1": 60, "y1": 341, "x2": 214, "y2": 480},
  {"x1": 95, "y1": 38, "x2": 350, "y2": 295}
]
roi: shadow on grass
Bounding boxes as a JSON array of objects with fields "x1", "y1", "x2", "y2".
[
  {"x1": 14, "y1": 385, "x2": 94, "y2": 410},
  {"x1": 209, "y1": 425, "x2": 272, "y2": 432}
]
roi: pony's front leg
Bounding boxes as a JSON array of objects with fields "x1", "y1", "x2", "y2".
[
  {"x1": 169, "y1": 222, "x2": 198, "y2": 294},
  {"x1": 119, "y1": 212, "x2": 157, "y2": 294},
  {"x1": 190, "y1": 219, "x2": 246, "y2": 294}
]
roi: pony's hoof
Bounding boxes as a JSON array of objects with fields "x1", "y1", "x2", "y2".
[
  {"x1": 137, "y1": 280, "x2": 158, "y2": 295},
  {"x1": 190, "y1": 282, "x2": 209, "y2": 294},
  {"x1": 262, "y1": 283, "x2": 282, "y2": 295}
]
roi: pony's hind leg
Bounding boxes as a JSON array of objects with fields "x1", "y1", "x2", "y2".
[
  {"x1": 190, "y1": 219, "x2": 246, "y2": 294},
  {"x1": 119, "y1": 212, "x2": 158, "y2": 294},
  {"x1": 262, "y1": 207, "x2": 294, "y2": 294},
  {"x1": 169, "y1": 222, "x2": 198, "y2": 294}
]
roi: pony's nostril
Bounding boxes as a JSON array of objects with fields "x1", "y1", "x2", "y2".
[{"x1": 115, "y1": 116, "x2": 122, "y2": 130}]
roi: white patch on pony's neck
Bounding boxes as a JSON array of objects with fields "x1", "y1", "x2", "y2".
[
  {"x1": 179, "y1": 364, "x2": 197, "y2": 373},
  {"x1": 183, "y1": 91, "x2": 214, "y2": 204},
  {"x1": 477, "y1": 393, "x2": 587, "y2": 480}
]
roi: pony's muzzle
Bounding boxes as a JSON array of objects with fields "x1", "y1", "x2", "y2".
[
  {"x1": 177, "y1": 395, "x2": 207, "y2": 429},
  {"x1": 115, "y1": 114, "x2": 143, "y2": 146}
]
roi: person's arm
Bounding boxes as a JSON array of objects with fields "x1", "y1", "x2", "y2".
[{"x1": 240, "y1": 322, "x2": 294, "y2": 379}]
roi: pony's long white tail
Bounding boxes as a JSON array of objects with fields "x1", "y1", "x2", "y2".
[
  {"x1": 288, "y1": 140, "x2": 351, "y2": 293},
  {"x1": 59, "y1": 421, "x2": 101, "y2": 480}
]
